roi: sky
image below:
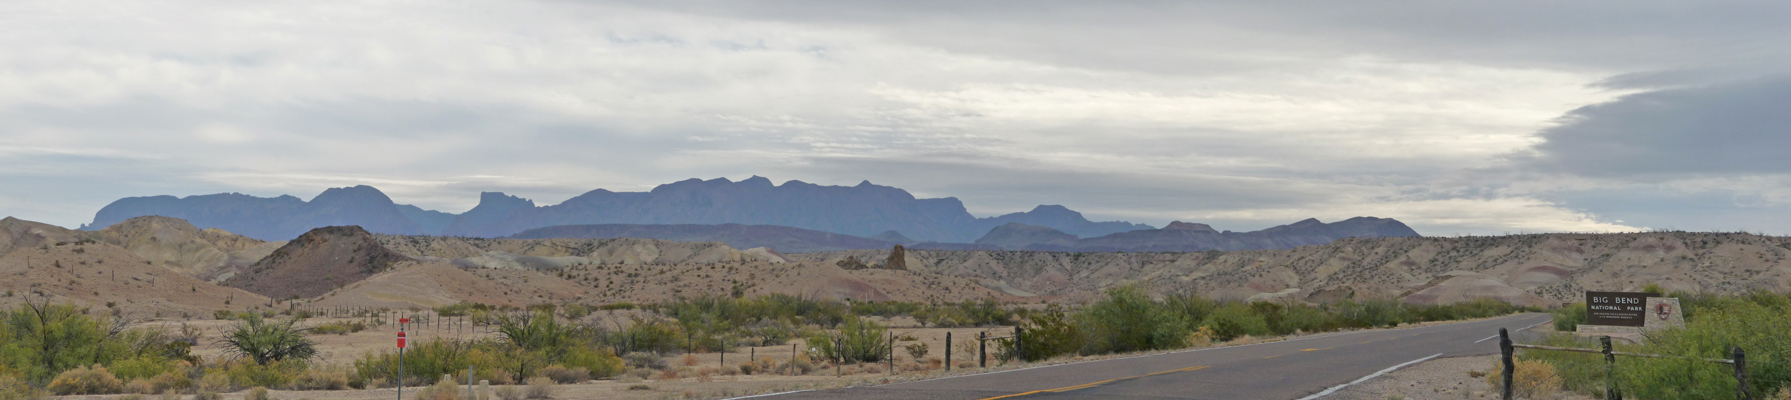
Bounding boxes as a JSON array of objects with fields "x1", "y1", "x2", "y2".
[{"x1": 3, "y1": 0, "x2": 1789, "y2": 236}]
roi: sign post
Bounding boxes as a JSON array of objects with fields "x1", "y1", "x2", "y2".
[{"x1": 398, "y1": 320, "x2": 409, "y2": 400}]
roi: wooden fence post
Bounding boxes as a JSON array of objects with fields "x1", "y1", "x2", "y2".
[
  {"x1": 1735, "y1": 346, "x2": 1751, "y2": 400},
  {"x1": 1499, "y1": 328, "x2": 1513, "y2": 400},
  {"x1": 980, "y1": 332, "x2": 987, "y2": 368},
  {"x1": 946, "y1": 332, "x2": 952, "y2": 372},
  {"x1": 1016, "y1": 326, "x2": 1025, "y2": 362},
  {"x1": 1600, "y1": 336, "x2": 1619, "y2": 400}
]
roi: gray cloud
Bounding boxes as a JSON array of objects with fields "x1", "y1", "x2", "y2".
[{"x1": 1519, "y1": 76, "x2": 1791, "y2": 177}]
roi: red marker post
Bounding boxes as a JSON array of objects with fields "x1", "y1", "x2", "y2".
[{"x1": 397, "y1": 330, "x2": 407, "y2": 400}]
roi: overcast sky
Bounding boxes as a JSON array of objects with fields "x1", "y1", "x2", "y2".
[{"x1": 3, "y1": 0, "x2": 1788, "y2": 236}]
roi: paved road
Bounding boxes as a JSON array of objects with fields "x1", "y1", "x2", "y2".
[{"x1": 761, "y1": 313, "x2": 1552, "y2": 400}]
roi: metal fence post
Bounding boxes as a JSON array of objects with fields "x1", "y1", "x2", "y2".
[
  {"x1": 888, "y1": 331, "x2": 894, "y2": 375},
  {"x1": 946, "y1": 332, "x2": 952, "y2": 372},
  {"x1": 1735, "y1": 346, "x2": 1751, "y2": 400},
  {"x1": 1499, "y1": 328, "x2": 1513, "y2": 400},
  {"x1": 1601, "y1": 336, "x2": 1618, "y2": 400}
]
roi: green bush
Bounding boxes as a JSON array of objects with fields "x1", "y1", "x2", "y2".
[
  {"x1": 1079, "y1": 286, "x2": 1188, "y2": 354},
  {"x1": 1202, "y1": 303, "x2": 1269, "y2": 342},
  {"x1": 1552, "y1": 303, "x2": 1587, "y2": 332},
  {"x1": 1, "y1": 302, "x2": 187, "y2": 385},
  {"x1": 1013, "y1": 305, "x2": 1082, "y2": 361}
]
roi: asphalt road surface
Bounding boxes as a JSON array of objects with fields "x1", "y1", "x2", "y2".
[{"x1": 758, "y1": 312, "x2": 1552, "y2": 400}]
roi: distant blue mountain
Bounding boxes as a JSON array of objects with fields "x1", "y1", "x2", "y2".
[
  {"x1": 84, "y1": 177, "x2": 1253, "y2": 243},
  {"x1": 86, "y1": 185, "x2": 424, "y2": 241}
]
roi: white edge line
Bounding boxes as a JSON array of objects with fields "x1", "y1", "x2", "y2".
[
  {"x1": 720, "y1": 389, "x2": 812, "y2": 400},
  {"x1": 1295, "y1": 353, "x2": 1443, "y2": 400},
  {"x1": 901, "y1": 313, "x2": 1544, "y2": 385},
  {"x1": 1478, "y1": 317, "x2": 1551, "y2": 343},
  {"x1": 1474, "y1": 335, "x2": 1498, "y2": 343}
]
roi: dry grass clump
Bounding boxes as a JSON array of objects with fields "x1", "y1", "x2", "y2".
[
  {"x1": 680, "y1": 354, "x2": 699, "y2": 367},
  {"x1": 248, "y1": 386, "x2": 271, "y2": 400},
  {"x1": 1484, "y1": 358, "x2": 1562, "y2": 400},
  {"x1": 47, "y1": 364, "x2": 125, "y2": 395},
  {"x1": 418, "y1": 379, "x2": 462, "y2": 400},
  {"x1": 538, "y1": 365, "x2": 590, "y2": 384},
  {"x1": 523, "y1": 377, "x2": 555, "y2": 399},
  {"x1": 291, "y1": 367, "x2": 351, "y2": 390},
  {"x1": 495, "y1": 385, "x2": 523, "y2": 400},
  {"x1": 656, "y1": 369, "x2": 682, "y2": 381}
]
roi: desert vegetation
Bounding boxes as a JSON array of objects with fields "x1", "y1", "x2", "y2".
[{"x1": 1519, "y1": 290, "x2": 1791, "y2": 399}]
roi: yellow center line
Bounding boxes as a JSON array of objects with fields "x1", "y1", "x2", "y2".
[
  {"x1": 1300, "y1": 347, "x2": 1334, "y2": 352},
  {"x1": 1263, "y1": 355, "x2": 1280, "y2": 359},
  {"x1": 975, "y1": 366, "x2": 1211, "y2": 400}
]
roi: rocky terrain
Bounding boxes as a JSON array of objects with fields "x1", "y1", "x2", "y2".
[
  {"x1": 975, "y1": 217, "x2": 1420, "y2": 252},
  {"x1": 510, "y1": 223, "x2": 899, "y2": 253},
  {"x1": 794, "y1": 231, "x2": 1791, "y2": 306}
]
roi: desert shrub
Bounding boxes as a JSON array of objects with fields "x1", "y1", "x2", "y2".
[
  {"x1": 220, "y1": 313, "x2": 318, "y2": 366},
  {"x1": 1484, "y1": 359, "x2": 1562, "y2": 399},
  {"x1": 1202, "y1": 303, "x2": 1269, "y2": 342},
  {"x1": 1272, "y1": 304, "x2": 1332, "y2": 335},
  {"x1": 125, "y1": 378, "x2": 156, "y2": 394},
  {"x1": 904, "y1": 342, "x2": 930, "y2": 360},
  {"x1": 1551, "y1": 303, "x2": 1587, "y2": 332},
  {"x1": 1080, "y1": 286, "x2": 1188, "y2": 354},
  {"x1": 1, "y1": 302, "x2": 167, "y2": 384},
  {"x1": 554, "y1": 346, "x2": 622, "y2": 379},
  {"x1": 47, "y1": 364, "x2": 125, "y2": 395},
  {"x1": 225, "y1": 359, "x2": 305, "y2": 389},
  {"x1": 495, "y1": 312, "x2": 571, "y2": 352},
  {"x1": 495, "y1": 385, "x2": 523, "y2": 400},
  {"x1": 599, "y1": 302, "x2": 637, "y2": 311},
  {"x1": 146, "y1": 370, "x2": 192, "y2": 393},
  {"x1": 772, "y1": 354, "x2": 815, "y2": 375},
  {"x1": 0, "y1": 375, "x2": 47, "y2": 400},
  {"x1": 290, "y1": 367, "x2": 349, "y2": 390},
  {"x1": 805, "y1": 316, "x2": 889, "y2": 363},
  {"x1": 195, "y1": 390, "x2": 222, "y2": 400},
  {"x1": 622, "y1": 352, "x2": 666, "y2": 370},
  {"x1": 109, "y1": 357, "x2": 176, "y2": 381},
  {"x1": 538, "y1": 365, "x2": 589, "y2": 384},
  {"x1": 560, "y1": 304, "x2": 594, "y2": 321},
  {"x1": 248, "y1": 386, "x2": 270, "y2": 400},
  {"x1": 600, "y1": 318, "x2": 685, "y2": 355},
  {"x1": 197, "y1": 368, "x2": 231, "y2": 393},
  {"x1": 736, "y1": 361, "x2": 758, "y2": 375},
  {"x1": 436, "y1": 302, "x2": 491, "y2": 317},
  {"x1": 1329, "y1": 299, "x2": 1409, "y2": 328},
  {"x1": 523, "y1": 377, "x2": 555, "y2": 399},
  {"x1": 1013, "y1": 305, "x2": 1083, "y2": 361},
  {"x1": 310, "y1": 320, "x2": 369, "y2": 335},
  {"x1": 419, "y1": 379, "x2": 462, "y2": 400}
]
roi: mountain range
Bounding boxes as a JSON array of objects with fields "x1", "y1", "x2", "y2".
[{"x1": 82, "y1": 176, "x2": 1417, "y2": 252}]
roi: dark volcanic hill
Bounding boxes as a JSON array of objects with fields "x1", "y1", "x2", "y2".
[
  {"x1": 977, "y1": 217, "x2": 1422, "y2": 252},
  {"x1": 223, "y1": 226, "x2": 414, "y2": 298},
  {"x1": 87, "y1": 186, "x2": 429, "y2": 240},
  {"x1": 509, "y1": 223, "x2": 899, "y2": 253}
]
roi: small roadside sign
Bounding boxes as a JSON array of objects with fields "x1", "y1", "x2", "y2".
[{"x1": 397, "y1": 331, "x2": 407, "y2": 349}]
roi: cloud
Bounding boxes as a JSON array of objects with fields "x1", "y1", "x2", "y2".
[
  {"x1": 0, "y1": 0, "x2": 1782, "y2": 236},
  {"x1": 1517, "y1": 76, "x2": 1791, "y2": 177}
]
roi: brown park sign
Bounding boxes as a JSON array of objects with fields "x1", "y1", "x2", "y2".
[{"x1": 1586, "y1": 291, "x2": 1655, "y2": 327}]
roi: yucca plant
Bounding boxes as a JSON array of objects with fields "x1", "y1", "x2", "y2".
[{"x1": 218, "y1": 313, "x2": 316, "y2": 366}]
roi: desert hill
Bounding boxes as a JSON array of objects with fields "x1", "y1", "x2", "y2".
[
  {"x1": 376, "y1": 235, "x2": 791, "y2": 267},
  {"x1": 794, "y1": 231, "x2": 1791, "y2": 306},
  {"x1": 0, "y1": 236, "x2": 269, "y2": 317},
  {"x1": 305, "y1": 261, "x2": 590, "y2": 309},
  {"x1": 224, "y1": 226, "x2": 414, "y2": 299},
  {"x1": 93, "y1": 216, "x2": 283, "y2": 281},
  {"x1": 1, "y1": 216, "x2": 94, "y2": 256},
  {"x1": 976, "y1": 217, "x2": 1421, "y2": 252},
  {"x1": 510, "y1": 223, "x2": 900, "y2": 253}
]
